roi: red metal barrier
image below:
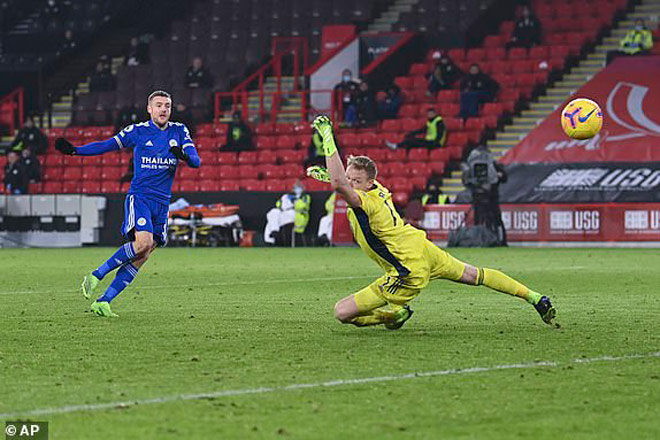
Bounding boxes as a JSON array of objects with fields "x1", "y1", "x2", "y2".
[{"x1": 0, "y1": 87, "x2": 24, "y2": 134}]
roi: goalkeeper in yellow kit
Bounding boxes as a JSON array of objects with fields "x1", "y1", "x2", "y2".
[{"x1": 309, "y1": 115, "x2": 556, "y2": 329}]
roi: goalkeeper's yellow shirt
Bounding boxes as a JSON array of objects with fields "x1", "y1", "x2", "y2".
[{"x1": 347, "y1": 181, "x2": 429, "y2": 280}]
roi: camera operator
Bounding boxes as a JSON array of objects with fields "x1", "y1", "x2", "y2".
[{"x1": 461, "y1": 145, "x2": 508, "y2": 245}]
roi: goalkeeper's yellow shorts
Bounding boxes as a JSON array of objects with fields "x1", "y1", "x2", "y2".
[{"x1": 353, "y1": 241, "x2": 467, "y2": 313}]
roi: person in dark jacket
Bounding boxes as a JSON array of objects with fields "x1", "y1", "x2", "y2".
[
  {"x1": 185, "y1": 57, "x2": 213, "y2": 88},
  {"x1": 10, "y1": 116, "x2": 48, "y2": 154},
  {"x1": 21, "y1": 148, "x2": 41, "y2": 183},
  {"x1": 386, "y1": 107, "x2": 446, "y2": 150},
  {"x1": 355, "y1": 81, "x2": 377, "y2": 127},
  {"x1": 427, "y1": 54, "x2": 462, "y2": 95},
  {"x1": 333, "y1": 69, "x2": 360, "y2": 126},
  {"x1": 377, "y1": 85, "x2": 403, "y2": 120},
  {"x1": 459, "y1": 64, "x2": 499, "y2": 119},
  {"x1": 3, "y1": 150, "x2": 29, "y2": 194},
  {"x1": 506, "y1": 5, "x2": 541, "y2": 49},
  {"x1": 223, "y1": 112, "x2": 253, "y2": 151}
]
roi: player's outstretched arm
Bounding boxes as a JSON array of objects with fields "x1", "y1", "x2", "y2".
[
  {"x1": 312, "y1": 115, "x2": 361, "y2": 208},
  {"x1": 55, "y1": 137, "x2": 120, "y2": 156}
]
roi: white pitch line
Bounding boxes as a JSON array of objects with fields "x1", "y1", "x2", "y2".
[
  {"x1": 1, "y1": 351, "x2": 658, "y2": 419},
  {"x1": 0, "y1": 275, "x2": 377, "y2": 296}
]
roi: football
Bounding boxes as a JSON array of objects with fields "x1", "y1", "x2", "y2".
[{"x1": 561, "y1": 98, "x2": 603, "y2": 140}]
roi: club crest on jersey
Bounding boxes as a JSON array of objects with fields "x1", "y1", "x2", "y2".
[
  {"x1": 137, "y1": 217, "x2": 147, "y2": 226},
  {"x1": 169, "y1": 139, "x2": 178, "y2": 147}
]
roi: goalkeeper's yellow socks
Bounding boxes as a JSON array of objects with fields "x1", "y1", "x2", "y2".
[{"x1": 479, "y1": 268, "x2": 542, "y2": 305}]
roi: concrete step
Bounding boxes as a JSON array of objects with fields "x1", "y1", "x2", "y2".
[
  {"x1": 523, "y1": 108, "x2": 554, "y2": 117},
  {"x1": 443, "y1": 178, "x2": 462, "y2": 187},
  {"x1": 529, "y1": 102, "x2": 558, "y2": 111},
  {"x1": 547, "y1": 87, "x2": 575, "y2": 96},
  {"x1": 496, "y1": 132, "x2": 526, "y2": 141},
  {"x1": 488, "y1": 139, "x2": 516, "y2": 147},
  {"x1": 391, "y1": 4, "x2": 412, "y2": 12},
  {"x1": 503, "y1": 124, "x2": 534, "y2": 133},
  {"x1": 450, "y1": 170, "x2": 462, "y2": 178},
  {"x1": 538, "y1": 95, "x2": 566, "y2": 103},
  {"x1": 440, "y1": 186, "x2": 463, "y2": 195},
  {"x1": 368, "y1": 24, "x2": 391, "y2": 32},
  {"x1": 490, "y1": 146, "x2": 511, "y2": 155},
  {"x1": 582, "y1": 59, "x2": 605, "y2": 67}
]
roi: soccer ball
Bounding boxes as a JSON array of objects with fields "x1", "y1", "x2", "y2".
[{"x1": 560, "y1": 98, "x2": 603, "y2": 140}]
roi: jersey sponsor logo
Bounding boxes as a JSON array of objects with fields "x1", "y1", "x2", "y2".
[
  {"x1": 137, "y1": 217, "x2": 147, "y2": 226},
  {"x1": 140, "y1": 156, "x2": 177, "y2": 170},
  {"x1": 549, "y1": 210, "x2": 600, "y2": 233}
]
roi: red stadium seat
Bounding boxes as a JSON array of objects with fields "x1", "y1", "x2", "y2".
[
  {"x1": 43, "y1": 167, "x2": 64, "y2": 181},
  {"x1": 256, "y1": 136, "x2": 276, "y2": 149},
  {"x1": 282, "y1": 164, "x2": 302, "y2": 178},
  {"x1": 486, "y1": 47, "x2": 506, "y2": 61},
  {"x1": 265, "y1": 180, "x2": 288, "y2": 192},
  {"x1": 340, "y1": 133, "x2": 360, "y2": 148},
  {"x1": 238, "y1": 151, "x2": 258, "y2": 164},
  {"x1": 275, "y1": 124, "x2": 295, "y2": 135},
  {"x1": 482, "y1": 102, "x2": 504, "y2": 117},
  {"x1": 408, "y1": 162, "x2": 431, "y2": 178},
  {"x1": 409, "y1": 63, "x2": 429, "y2": 75},
  {"x1": 275, "y1": 135, "x2": 295, "y2": 150},
  {"x1": 446, "y1": 132, "x2": 469, "y2": 148},
  {"x1": 410, "y1": 177, "x2": 427, "y2": 191},
  {"x1": 293, "y1": 122, "x2": 313, "y2": 135},
  {"x1": 259, "y1": 165, "x2": 284, "y2": 179},
  {"x1": 63, "y1": 156, "x2": 82, "y2": 166},
  {"x1": 359, "y1": 132, "x2": 380, "y2": 147},
  {"x1": 507, "y1": 47, "x2": 527, "y2": 60},
  {"x1": 412, "y1": 76, "x2": 427, "y2": 90},
  {"x1": 100, "y1": 181, "x2": 121, "y2": 193},
  {"x1": 219, "y1": 181, "x2": 240, "y2": 191},
  {"x1": 466, "y1": 48, "x2": 486, "y2": 62},
  {"x1": 437, "y1": 103, "x2": 460, "y2": 117},
  {"x1": 85, "y1": 156, "x2": 103, "y2": 166},
  {"x1": 179, "y1": 167, "x2": 197, "y2": 180},
  {"x1": 101, "y1": 166, "x2": 122, "y2": 181},
  {"x1": 389, "y1": 177, "x2": 413, "y2": 193},
  {"x1": 44, "y1": 154, "x2": 63, "y2": 167},
  {"x1": 399, "y1": 104, "x2": 418, "y2": 118},
  {"x1": 278, "y1": 150, "x2": 305, "y2": 164},
  {"x1": 43, "y1": 182, "x2": 63, "y2": 193},
  {"x1": 28, "y1": 183, "x2": 42, "y2": 194},
  {"x1": 436, "y1": 90, "x2": 459, "y2": 103},
  {"x1": 444, "y1": 117, "x2": 463, "y2": 131},
  {"x1": 240, "y1": 179, "x2": 265, "y2": 191},
  {"x1": 401, "y1": 118, "x2": 420, "y2": 132},
  {"x1": 381, "y1": 119, "x2": 402, "y2": 132},
  {"x1": 238, "y1": 165, "x2": 254, "y2": 179},
  {"x1": 257, "y1": 150, "x2": 277, "y2": 164},
  {"x1": 394, "y1": 76, "x2": 413, "y2": 89},
  {"x1": 429, "y1": 149, "x2": 450, "y2": 162},
  {"x1": 550, "y1": 45, "x2": 570, "y2": 60},
  {"x1": 63, "y1": 167, "x2": 82, "y2": 180},
  {"x1": 179, "y1": 180, "x2": 199, "y2": 192},
  {"x1": 447, "y1": 48, "x2": 465, "y2": 61},
  {"x1": 385, "y1": 148, "x2": 407, "y2": 163},
  {"x1": 511, "y1": 60, "x2": 534, "y2": 73},
  {"x1": 529, "y1": 46, "x2": 550, "y2": 60},
  {"x1": 499, "y1": 21, "x2": 515, "y2": 37},
  {"x1": 465, "y1": 117, "x2": 486, "y2": 132},
  {"x1": 198, "y1": 166, "x2": 220, "y2": 180},
  {"x1": 255, "y1": 124, "x2": 275, "y2": 135},
  {"x1": 489, "y1": 61, "x2": 511, "y2": 75},
  {"x1": 483, "y1": 35, "x2": 505, "y2": 49},
  {"x1": 200, "y1": 180, "x2": 220, "y2": 192},
  {"x1": 218, "y1": 165, "x2": 240, "y2": 180},
  {"x1": 82, "y1": 181, "x2": 101, "y2": 194},
  {"x1": 392, "y1": 192, "x2": 409, "y2": 207},
  {"x1": 407, "y1": 148, "x2": 429, "y2": 162},
  {"x1": 101, "y1": 154, "x2": 121, "y2": 166}
]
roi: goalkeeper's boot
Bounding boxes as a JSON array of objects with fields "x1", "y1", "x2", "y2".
[
  {"x1": 385, "y1": 305, "x2": 414, "y2": 330},
  {"x1": 534, "y1": 296, "x2": 556, "y2": 326},
  {"x1": 81, "y1": 272, "x2": 101, "y2": 300},
  {"x1": 91, "y1": 301, "x2": 119, "y2": 318}
]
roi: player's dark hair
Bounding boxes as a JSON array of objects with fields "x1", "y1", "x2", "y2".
[
  {"x1": 347, "y1": 155, "x2": 377, "y2": 180},
  {"x1": 148, "y1": 90, "x2": 171, "y2": 103}
]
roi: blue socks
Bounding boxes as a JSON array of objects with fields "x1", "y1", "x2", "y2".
[
  {"x1": 93, "y1": 243, "x2": 136, "y2": 280},
  {"x1": 97, "y1": 263, "x2": 139, "y2": 303}
]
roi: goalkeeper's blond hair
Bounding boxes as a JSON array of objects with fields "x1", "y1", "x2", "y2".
[{"x1": 347, "y1": 155, "x2": 378, "y2": 180}]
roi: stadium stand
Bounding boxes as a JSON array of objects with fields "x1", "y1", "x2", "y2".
[{"x1": 1, "y1": 0, "x2": 641, "y2": 206}]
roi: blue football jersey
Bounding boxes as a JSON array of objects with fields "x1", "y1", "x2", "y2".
[{"x1": 113, "y1": 120, "x2": 195, "y2": 204}]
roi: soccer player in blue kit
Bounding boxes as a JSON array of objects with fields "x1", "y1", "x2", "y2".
[{"x1": 55, "y1": 91, "x2": 201, "y2": 317}]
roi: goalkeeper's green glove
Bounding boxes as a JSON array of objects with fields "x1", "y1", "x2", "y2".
[
  {"x1": 312, "y1": 114, "x2": 337, "y2": 156},
  {"x1": 306, "y1": 165, "x2": 331, "y2": 183}
]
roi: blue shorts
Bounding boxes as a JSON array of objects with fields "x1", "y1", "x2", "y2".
[{"x1": 121, "y1": 194, "x2": 169, "y2": 246}]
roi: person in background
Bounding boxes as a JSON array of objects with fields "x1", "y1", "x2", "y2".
[
  {"x1": 377, "y1": 85, "x2": 402, "y2": 120},
  {"x1": 421, "y1": 181, "x2": 448, "y2": 206},
  {"x1": 317, "y1": 191, "x2": 336, "y2": 246},
  {"x1": 126, "y1": 36, "x2": 149, "y2": 66},
  {"x1": 90, "y1": 60, "x2": 115, "y2": 92},
  {"x1": 3, "y1": 150, "x2": 29, "y2": 194},
  {"x1": 606, "y1": 19, "x2": 654, "y2": 64},
  {"x1": 355, "y1": 81, "x2": 377, "y2": 127},
  {"x1": 185, "y1": 56, "x2": 213, "y2": 88},
  {"x1": 459, "y1": 63, "x2": 499, "y2": 119},
  {"x1": 386, "y1": 107, "x2": 446, "y2": 150},
  {"x1": 264, "y1": 181, "x2": 311, "y2": 246},
  {"x1": 333, "y1": 68, "x2": 360, "y2": 126},
  {"x1": 427, "y1": 53, "x2": 462, "y2": 96},
  {"x1": 21, "y1": 148, "x2": 41, "y2": 183},
  {"x1": 223, "y1": 111, "x2": 253, "y2": 152},
  {"x1": 506, "y1": 5, "x2": 541, "y2": 49},
  {"x1": 58, "y1": 29, "x2": 77, "y2": 57},
  {"x1": 115, "y1": 106, "x2": 144, "y2": 131},
  {"x1": 10, "y1": 116, "x2": 48, "y2": 154}
]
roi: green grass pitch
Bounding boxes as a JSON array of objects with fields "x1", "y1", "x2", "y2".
[{"x1": 1, "y1": 247, "x2": 659, "y2": 439}]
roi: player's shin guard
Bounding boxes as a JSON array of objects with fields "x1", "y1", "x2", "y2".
[
  {"x1": 478, "y1": 267, "x2": 542, "y2": 305},
  {"x1": 96, "y1": 263, "x2": 139, "y2": 303},
  {"x1": 92, "y1": 243, "x2": 137, "y2": 280}
]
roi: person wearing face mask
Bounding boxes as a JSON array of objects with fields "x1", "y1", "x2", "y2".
[
  {"x1": 427, "y1": 53, "x2": 462, "y2": 96},
  {"x1": 385, "y1": 107, "x2": 446, "y2": 150},
  {"x1": 421, "y1": 183, "x2": 448, "y2": 206},
  {"x1": 606, "y1": 20, "x2": 654, "y2": 65},
  {"x1": 10, "y1": 116, "x2": 48, "y2": 155},
  {"x1": 506, "y1": 5, "x2": 541, "y2": 49},
  {"x1": 264, "y1": 181, "x2": 311, "y2": 246},
  {"x1": 223, "y1": 111, "x2": 253, "y2": 152},
  {"x1": 334, "y1": 69, "x2": 360, "y2": 126},
  {"x1": 459, "y1": 63, "x2": 499, "y2": 119},
  {"x1": 20, "y1": 148, "x2": 41, "y2": 183}
]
